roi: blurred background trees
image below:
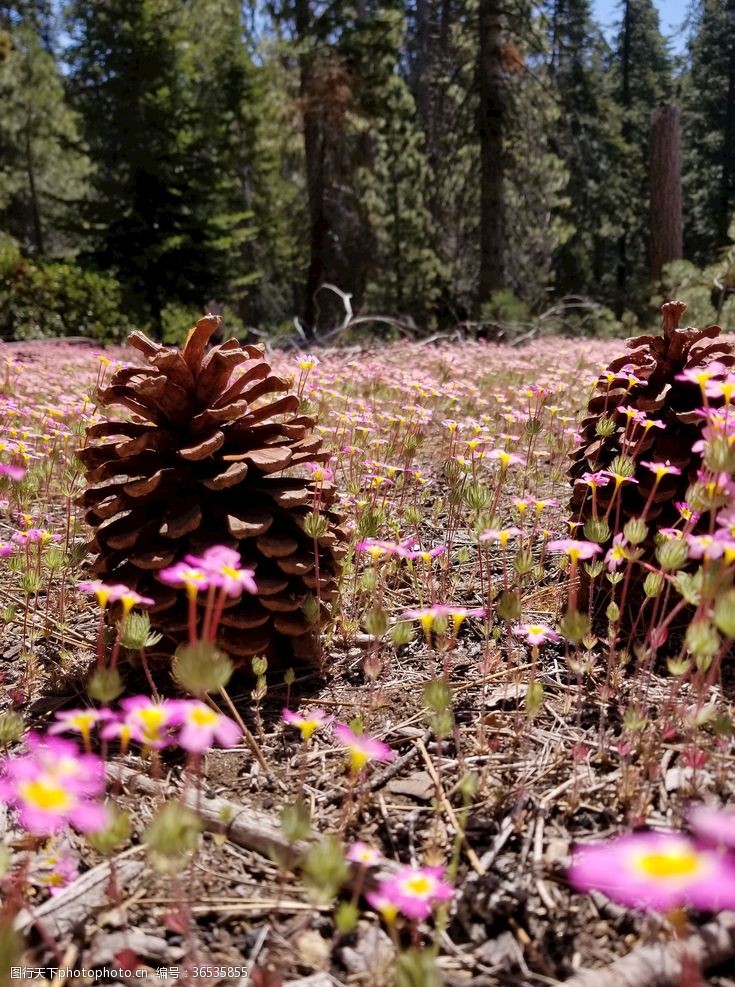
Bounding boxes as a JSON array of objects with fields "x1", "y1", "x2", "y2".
[{"x1": 0, "y1": 0, "x2": 733, "y2": 340}]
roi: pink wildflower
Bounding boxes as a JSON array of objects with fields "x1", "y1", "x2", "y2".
[
  {"x1": 606, "y1": 533, "x2": 632, "y2": 570},
  {"x1": 357, "y1": 538, "x2": 415, "y2": 559},
  {"x1": 0, "y1": 463, "x2": 25, "y2": 481},
  {"x1": 376, "y1": 865, "x2": 454, "y2": 920},
  {"x1": 479, "y1": 526, "x2": 521, "y2": 546},
  {"x1": 569, "y1": 831, "x2": 735, "y2": 912},
  {"x1": 640, "y1": 460, "x2": 682, "y2": 479},
  {"x1": 282, "y1": 707, "x2": 330, "y2": 742},
  {"x1": 35, "y1": 849, "x2": 79, "y2": 896},
  {"x1": 347, "y1": 842, "x2": 383, "y2": 867},
  {"x1": 547, "y1": 539, "x2": 602, "y2": 562},
  {"x1": 48, "y1": 708, "x2": 110, "y2": 747},
  {"x1": 172, "y1": 700, "x2": 241, "y2": 753},
  {"x1": 513, "y1": 623, "x2": 560, "y2": 646},
  {"x1": 688, "y1": 804, "x2": 735, "y2": 850},
  {"x1": 184, "y1": 546, "x2": 256, "y2": 597},
  {"x1": 686, "y1": 534, "x2": 724, "y2": 560},
  {"x1": 116, "y1": 696, "x2": 179, "y2": 750},
  {"x1": 704, "y1": 375, "x2": 735, "y2": 402},
  {"x1": 0, "y1": 735, "x2": 106, "y2": 836},
  {"x1": 488, "y1": 449, "x2": 525, "y2": 468},
  {"x1": 333, "y1": 722, "x2": 395, "y2": 772},
  {"x1": 159, "y1": 561, "x2": 210, "y2": 596}
]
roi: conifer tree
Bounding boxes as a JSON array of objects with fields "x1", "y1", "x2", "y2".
[
  {"x1": 0, "y1": 24, "x2": 89, "y2": 255},
  {"x1": 547, "y1": 0, "x2": 626, "y2": 305},
  {"x1": 65, "y1": 0, "x2": 258, "y2": 333},
  {"x1": 683, "y1": 0, "x2": 735, "y2": 264},
  {"x1": 351, "y1": 8, "x2": 444, "y2": 319},
  {"x1": 612, "y1": 0, "x2": 672, "y2": 311}
]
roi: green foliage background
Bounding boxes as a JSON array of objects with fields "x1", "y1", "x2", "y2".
[{"x1": 0, "y1": 0, "x2": 732, "y2": 340}]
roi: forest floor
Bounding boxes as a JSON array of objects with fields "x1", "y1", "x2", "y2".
[{"x1": 1, "y1": 332, "x2": 735, "y2": 986}]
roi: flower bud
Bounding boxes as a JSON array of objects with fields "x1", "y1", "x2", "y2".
[
  {"x1": 465, "y1": 482, "x2": 491, "y2": 511},
  {"x1": 525, "y1": 681, "x2": 544, "y2": 717},
  {"x1": 281, "y1": 799, "x2": 312, "y2": 842},
  {"x1": 304, "y1": 512, "x2": 329, "y2": 539},
  {"x1": 643, "y1": 571, "x2": 664, "y2": 597},
  {"x1": 145, "y1": 802, "x2": 202, "y2": 873},
  {"x1": 714, "y1": 589, "x2": 735, "y2": 638},
  {"x1": 303, "y1": 836, "x2": 349, "y2": 903},
  {"x1": 391, "y1": 620, "x2": 414, "y2": 647},
  {"x1": 623, "y1": 518, "x2": 647, "y2": 545},
  {"x1": 514, "y1": 549, "x2": 534, "y2": 575},
  {"x1": 673, "y1": 570, "x2": 702, "y2": 605},
  {"x1": 335, "y1": 901, "x2": 359, "y2": 934},
  {"x1": 117, "y1": 611, "x2": 162, "y2": 650},
  {"x1": 496, "y1": 589, "x2": 521, "y2": 622},
  {"x1": 172, "y1": 641, "x2": 233, "y2": 696},
  {"x1": 302, "y1": 594, "x2": 320, "y2": 624},
  {"x1": 584, "y1": 518, "x2": 610, "y2": 543},
  {"x1": 595, "y1": 415, "x2": 616, "y2": 437},
  {"x1": 656, "y1": 538, "x2": 688, "y2": 571},
  {"x1": 252, "y1": 656, "x2": 268, "y2": 677},
  {"x1": 87, "y1": 665, "x2": 124, "y2": 703},
  {"x1": 360, "y1": 568, "x2": 377, "y2": 593},
  {"x1": 0, "y1": 710, "x2": 24, "y2": 746},
  {"x1": 86, "y1": 805, "x2": 131, "y2": 854},
  {"x1": 667, "y1": 656, "x2": 691, "y2": 676},
  {"x1": 423, "y1": 678, "x2": 452, "y2": 711},
  {"x1": 364, "y1": 608, "x2": 388, "y2": 637},
  {"x1": 559, "y1": 609, "x2": 590, "y2": 644},
  {"x1": 685, "y1": 619, "x2": 720, "y2": 661},
  {"x1": 609, "y1": 454, "x2": 635, "y2": 477}
]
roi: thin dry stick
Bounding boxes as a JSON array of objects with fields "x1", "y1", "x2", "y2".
[
  {"x1": 217, "y1": 685, "x2": 270, "y2": 773},
  {"x1": 416, "y1": 738, "x2": 485, "y2": 876}
]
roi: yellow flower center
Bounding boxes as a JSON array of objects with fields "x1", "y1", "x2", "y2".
[
  {"x1": 299, "y1": 719, "x2": 321, "y2": 741},
  {"x1": 138, "y1": 708, "x2": 165, "y2": 740},
  {"x1": 190, "y1": 707, "x2": 218, "y2": 728},
  {"x1": 404, "y1": 875, "x2": 432, "y2": 896},
  {"x1": 70, "y1": 713, "x2": 96, "y2": 733},
  {"x1": 634, "y1": 848, "x2": 702, "y2": 880},
  {"x1": 20, "y1": 779, "x2": 72, "y2": 813},
  {"x1": 350, "y1": 749, "x2": 369, "y2": 772}
]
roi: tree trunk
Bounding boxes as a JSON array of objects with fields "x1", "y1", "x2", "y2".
[
  {"x1": 649, "y1": 104, "x2": 682, "y2": 282},
  {"x1": 720, "y1": 8, "x2": 735, "y2": 247},
  {"x1": 24, "y1": 114, "x2": 44, "y2": 256},
  {"x1": 295, "y1": 0, "x2": 323, "y2": 336},
  {"x1": 413, "y1": 0, "x2": 431, "y2": 129},
  {"x1": 477, "y1": 0, "x2": 505, "y2": 308},
  {"x1": 616, "y1": 0, "x2": 632, "y2": 315}
]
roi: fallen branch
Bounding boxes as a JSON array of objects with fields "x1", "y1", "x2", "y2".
[
  {"x1": 15, "y1": 846, "x2": 146, "y2": 940},
  {"x1": 563, "y1": 910, "x2": 735, "y2": 987},
  {"x1": 107, "y1": 764, "x2": 310, "y2": 862},
  {"x1": 106, "y1": 765, "x2": 401, "y2": 887}
]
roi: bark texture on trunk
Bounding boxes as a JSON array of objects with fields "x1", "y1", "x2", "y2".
[
  {"x1": 296, "y1": 0, "x2": 324, "y2": 335},
  {"x1": 477, "y1": 0, "x2": 505, "y2": 307},
  {"x1": 649, "y1": 104, "x2": 683, "y2": 282}
]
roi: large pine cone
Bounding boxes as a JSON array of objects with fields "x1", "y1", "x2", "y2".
[
  {"x1": 79, "y1": 315, "x2": 344, "y2": 668},
  {"x1": 569, "y1": 301, "x2": 734, "y2": 623}
]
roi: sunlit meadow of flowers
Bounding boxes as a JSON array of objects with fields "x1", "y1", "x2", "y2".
[{"x1": 3, "y1": 332, "x2": 735, "y2": 978}]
